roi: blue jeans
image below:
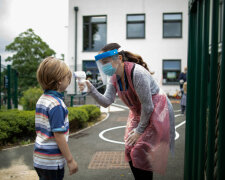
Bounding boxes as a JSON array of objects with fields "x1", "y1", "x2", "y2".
[{"x1": 35, "y1": 167, "x2": 64, "y2": 180}]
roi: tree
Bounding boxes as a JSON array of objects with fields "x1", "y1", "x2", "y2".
[{"x1": 5, "y1": 28, "x2": 55, "y2": 93}]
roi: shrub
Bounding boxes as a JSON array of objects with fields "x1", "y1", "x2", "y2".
[
  {"x1": 68, "y1": 107, "x2": 89, "y2": 131},
  {"x1": 90, "y1": 108, "x2": 101, "y2": 121},
  {"x1": 0, "y1": 110, "x2": 35, "y2": 144},
  {"x1": 17, "y1": 110, "x2": 36, "y2": 136},
  {"x1": 80, "y1": 105, "x2": 101, "y2": 121},
  {"x1": 0, "y1": 121, "x2": 10, "y2": 141},
  {"x1": 0, "y1": 105, "x2": 101, "y2": 146},
  {"x1": 20, "y1": 87, "x2": 43, "y2": 110}
]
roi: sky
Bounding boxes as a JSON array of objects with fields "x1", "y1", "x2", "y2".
[{"x1": 0, "y1": 0, "x2": 68, "y2": 65}]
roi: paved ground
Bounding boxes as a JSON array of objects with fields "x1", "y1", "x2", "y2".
[{"x1": 0, "y1": 96, "x2": 185, "y2": 180}]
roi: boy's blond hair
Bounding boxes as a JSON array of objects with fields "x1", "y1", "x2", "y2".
[{"x1": 37, "y1": 57, "x2": 72, "y2": 90}]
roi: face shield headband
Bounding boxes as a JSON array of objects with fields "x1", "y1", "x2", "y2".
[{"x1": 95, "y1": 49, "x2": 118, "y2": 61}]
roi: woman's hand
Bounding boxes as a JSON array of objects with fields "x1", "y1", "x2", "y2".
[
  {"x1": 125, "y1": 129, "x2": 141, "y2": 146},
  {"x1": 78, "y1": 80, "x2": 91, "y2": 92}
]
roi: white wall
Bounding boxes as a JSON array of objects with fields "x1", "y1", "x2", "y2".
[{"x1": 67, "y1": 0, "x2": 188, "y2": 95}]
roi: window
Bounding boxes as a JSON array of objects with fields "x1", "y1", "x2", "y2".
[
  {"x1": 83, "y1": 16, "x2": 107, "y2": 51},
  {"x1": 163, "y1": 13, "x2": 182, "y2": 38},
  {"x1": 127, "y1": 14, "x2": 145, "y2": 39},
  {"x1": 163, "y1": 60, "x2": 181, "y2": 84}
]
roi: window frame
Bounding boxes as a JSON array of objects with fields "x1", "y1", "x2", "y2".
[
  {"x1": 163, "y1": 12, "x2": 183, "y2": 38},
  {"x1": 126, "y1": 14, "x2": 146, "y2": 39},
  {"x1": 162, "y1": 59, "x2": 181, "y2": 85},
  {"x1": 83, "y1": 15, "x2": 107, "y2": 52}
]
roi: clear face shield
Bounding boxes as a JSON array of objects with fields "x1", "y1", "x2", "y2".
[{"x1": 95, "y1": 49, "x2": 120, "y2": 85}]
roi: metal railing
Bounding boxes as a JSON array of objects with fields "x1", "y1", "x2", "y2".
[
  {"x1": 0, "y1": 56, "x2": 18, "y2": 109},
  {"x1": 69, "y1": 83, "x2": 106, "y2": 107},
  {"x1": 184, "y1": 0, "x2": 225, "y2": 179}
]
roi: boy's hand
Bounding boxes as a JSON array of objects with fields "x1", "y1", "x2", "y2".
[{"x1": 67, "y1": 159, "x2": 78, "y2": 175}]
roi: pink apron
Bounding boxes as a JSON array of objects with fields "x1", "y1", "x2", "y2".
[{"x1": 112, "y1": 62, "x2": 170, "y2": 174}]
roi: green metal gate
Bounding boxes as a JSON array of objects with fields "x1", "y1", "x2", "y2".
[
  {"x1": 184, "y1": 0, "x2": 224, "y2": 179},
  {"x1": 0, "y1": 56, "x2": 18, "y2": 109}
]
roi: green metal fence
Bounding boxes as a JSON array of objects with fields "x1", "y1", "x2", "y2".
[
  {"x1": 184, "y1": 0, "x2": 224, "y2": 179},
  {"x1": 0, "y1": 56, "x2": 18, "y2": 109}
]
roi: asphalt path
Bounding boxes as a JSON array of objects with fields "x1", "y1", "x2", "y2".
[{"x1": 0, "y1": 97, "x2": 185, "y2": 180}]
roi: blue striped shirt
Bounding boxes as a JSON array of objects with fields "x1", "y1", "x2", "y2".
[{"x1": 33, "y1": 90, "x2": 69, "y2": 170}]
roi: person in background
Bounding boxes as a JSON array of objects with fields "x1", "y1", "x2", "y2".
[
  {"x1": 179, "y1": 67, "x2": 187, "y2": 93},
  {"x1": 34, "y1": 57, "x2": 78, "y2": 180},
  {"x1": 79, "y1": 43, "x2": 175, "y2": 180},
  {"x1": 180, "y1": 82, "x2": 187, "y2": 114}
]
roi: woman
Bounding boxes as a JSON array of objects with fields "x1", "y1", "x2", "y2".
[{"x1": 79, "y1": 43, "x2": 175, "y2": 180}]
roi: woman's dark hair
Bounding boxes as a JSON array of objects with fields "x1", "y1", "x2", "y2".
[{"x1": 101, "y1": 43, "x2": 153, "y2": 74}]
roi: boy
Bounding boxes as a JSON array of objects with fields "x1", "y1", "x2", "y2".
[{"x1": 34, "y1": 57, "x2": 78, "y2": 180}]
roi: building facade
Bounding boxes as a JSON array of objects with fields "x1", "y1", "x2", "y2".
[{"x1": 66, "y1": 0, "x2": 188, "y2": 95}]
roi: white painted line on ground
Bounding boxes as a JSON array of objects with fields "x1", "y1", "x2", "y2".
[
  {"x1": 174, "y1": 110, "x2": 182, "y2": 113},
  {"x1": 99, "y1": 114, "x2": 186, "y2": 144},
  {"x1": 101, "y1": 105, "x2": 125, "y2": 112},
  {"x1": 112, "y1": 103, "x2": 129, "y2": 109},
  {"x1": 175, "y1": 131, "x2": 179, "y2": 140},
  {"x1": 175, "y1": 120, "x2": 186, "y2": 129},
  {"x1": 175, "y1": 120, "x2": 186, "y2": 140},
  {"x1": 175, "y1": 114, "x2": 184, "y2": 118},
  {"x1": 99, "y1": 126, "x2": 126, "y2": 145}
]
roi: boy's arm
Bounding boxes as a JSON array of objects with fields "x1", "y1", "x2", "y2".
[{"x1": 54, "y1": 132, "x2": 78, "y2": 175}]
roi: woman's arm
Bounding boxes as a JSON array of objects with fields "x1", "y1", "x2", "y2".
[
  {"x1": 133, "y1": 66, "x2": 157, "y2": 134},
  {"x1": 87, "y1": 80, "x2": 116, "y2": 108}
]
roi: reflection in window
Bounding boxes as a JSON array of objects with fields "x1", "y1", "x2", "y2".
[
  {"x1": 163, "y1": 60, "x2": 181, "y2": 84},
  {"x1": 127, "y1": 14, "x2": 145, "y2": 38},
  {"x1": 163, "y1": 13, "x2": 182, "y2": 38},
  {"x1": 83, "y1": 16, "x2": 106, "y2": 51}
]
